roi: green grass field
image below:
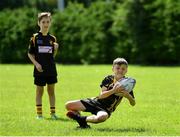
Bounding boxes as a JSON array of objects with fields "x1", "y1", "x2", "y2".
[{"x1": 0, "y1": 64, "x2": 180, "y2": 136}]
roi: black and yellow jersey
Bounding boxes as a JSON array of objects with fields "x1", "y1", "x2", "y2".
[
  {"x1": 94, "y1": 75, "x2": 135, "y2": 113},
  {"x1": 28, "y1": 32, "x2": 57, "y2": 77}
]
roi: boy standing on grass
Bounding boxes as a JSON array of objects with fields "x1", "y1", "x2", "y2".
[
  {"x1": 65, "y1": 58, "x2": 135, "y2": 128},
  {"x1": 28, "y1": 12, "x2": 59, "y2": 120}
]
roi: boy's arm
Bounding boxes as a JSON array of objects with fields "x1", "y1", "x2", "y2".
[
  {"x1": 98, "y1": 87, "x2": 115, "y2": 99},
  {"x1": 121, "y1": 90, "x2": 136, "y2": 106},
  {"x1": 98, "y1": 85, "x2": 124, "y2": 99},
  {"x1": 53, "y1": 42, "x2": 59, "y2": 57},
  {"x1": 27, "y1": 53, "x2": 43, "y2": 72}
]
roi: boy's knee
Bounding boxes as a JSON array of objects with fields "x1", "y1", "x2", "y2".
[
  {"x1": 37, "y1": 91, "x2": 43, "y2": 97},
  {"x1": 65, "y1": 101, "x2": 73, "y2": 110},
  {"x1": 47, "y1": 89, "x2": 55, "y2": 96},
  {"x1": 97, "y1": 115, "x2": 108, "y2": 123}
]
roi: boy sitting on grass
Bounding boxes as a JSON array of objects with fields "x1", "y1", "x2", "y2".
[{"x1": 65, "y1": 58, "x2": 136, "y2": 128}]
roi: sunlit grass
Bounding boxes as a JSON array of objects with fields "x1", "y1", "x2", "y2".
[{"x1": 0, "y1": 64, "x2": 180, "y2": 135}]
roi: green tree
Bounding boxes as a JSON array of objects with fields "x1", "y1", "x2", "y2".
[{"x1": 0, "y1": 8, "x2": 38, "y2": 63}]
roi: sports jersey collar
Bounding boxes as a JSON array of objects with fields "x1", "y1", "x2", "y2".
[
  {"x1": 113, "y1": 75, "x2": 125, "y2": 83},
  {"x1": 38, "y1": 31, "x2": 49, "y2": 36}
]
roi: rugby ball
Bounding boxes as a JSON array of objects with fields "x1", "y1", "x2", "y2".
[{"x1": 115, "y1": 77, "x2": 136, "y2": 94}]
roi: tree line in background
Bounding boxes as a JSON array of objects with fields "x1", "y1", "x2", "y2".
[{"x1": 0, "y1": 0, "x2": 179, "y2": 65}]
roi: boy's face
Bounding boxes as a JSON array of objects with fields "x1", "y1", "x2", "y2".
[
  {"x1": 112, "y1": 64, "x2": 127, "y2": 78},
  {"x1": 38, "y1": 16, "x2": 51, "y2": 32}
]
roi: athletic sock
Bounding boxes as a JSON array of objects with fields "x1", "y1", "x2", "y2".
[
  {"x1": 50, "y1": 106, "x2": 56, "y2": 115},
  {"x1": 67, "y1": 111, "x2": 88, "y2": 127},
  {"x1": 36, "y1": 104, "x2": 42, "y2": 116}
]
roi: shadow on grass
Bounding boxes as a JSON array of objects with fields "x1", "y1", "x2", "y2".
[
  {"x1": 45, "y1": 117, "x2": 71, "y2": 122},
  {"x1": 96, "y1": 127, "x2": 147, "y2": 133}
]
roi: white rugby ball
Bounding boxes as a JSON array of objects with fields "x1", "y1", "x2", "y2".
[{"x1": 115, "y1": 77, "x2": 136, "y2": 93}]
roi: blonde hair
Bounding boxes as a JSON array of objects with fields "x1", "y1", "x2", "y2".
[
  {"x1": 38, "y1": 12, "x2": 51, "y2": 22},
  {"x1": 113, "y1": 58, "x2": 128, "y2": 66}
]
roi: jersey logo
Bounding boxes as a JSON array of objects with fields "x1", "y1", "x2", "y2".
[
  {"x1": 37, "y1": 40, "x2": 43, "y2": 44},
  {"x1": 38, "y1": 46, "x2": 52, "y2": 53}
]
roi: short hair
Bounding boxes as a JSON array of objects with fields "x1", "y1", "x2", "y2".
[
  {"x1": 113, "y1": 58, "x2": 128, "y2": 66},
  {"x1": 38, "y1": 12, "x2": 51, "y2": 22}
]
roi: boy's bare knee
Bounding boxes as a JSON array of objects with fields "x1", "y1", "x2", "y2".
[
  {"x1": 97, "y1": 115, "x2": 108, "y2": 123},
  {"x1": 37, "y1": 92, "x2": 43, "y2": 97},
  {"x1": 65, "y1": 102, "x2": 69, "y2": 110},
  {"x1": 65, "y1": 101, "x2": 73, "y2": 110},
  {"x1": 48, "y1": 91, "x2": 54, "y2": 96}
]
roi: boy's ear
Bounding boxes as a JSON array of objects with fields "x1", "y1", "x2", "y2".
[{"x1": 125, "y1": 68, "x2": 128, "y2": 73}]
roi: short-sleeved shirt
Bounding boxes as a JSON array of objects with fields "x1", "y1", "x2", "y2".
[
  {"x1": 94, "y1": 75, "x2": 135, "y2": 114},
  {"x1": 28, "y1": 32, "x2": 57, "y2": 77}
]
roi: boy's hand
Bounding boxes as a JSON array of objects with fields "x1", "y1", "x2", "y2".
[
  {"x1": 120, "y1": 90, "x2": 136, "y2": 106},
  {"x1": 113, "y1": 84, "x2": 125, "y2": 94},
  {"x1": 119, "y1": 90, "x2": 129, "y2": 98},
  {"x1": 35, "y1": 63, "x2": 43, "y2": 72},
  {"x1": 53, "y1": 42, "x2": 59, "y2": 50}
]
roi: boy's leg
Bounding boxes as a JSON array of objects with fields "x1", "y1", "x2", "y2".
[
  {"x1": 65, "y1": 100, "x2": 86, "y2": 112},
  {"x1": 47, "y1": 84, "x2": 58, "y2": 119},
  {"x1": 86, "y1": 111, "x2": 109, "y2": 123},
  {"x1": 66, "y1": 99, "x2": 109, "y2": 128},
  {"x1": 47, "y1": 84, "x2": 55, "y2": 108},
  {"x1": 66, "y1": 100, "x2": 89, "y2": 128},
  {"x1": 66, "y1": 110, "x2": 108, "y2": 128},
  {"x1": 36, "y1": 86, "x2": 44, "y2": 119}
]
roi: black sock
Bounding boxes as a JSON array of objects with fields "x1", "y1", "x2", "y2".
[
  {"x1": 67, "y1": 111, "x2": 88, "y2": 127},
  {"x1": 76, "y1": 116, "x2": 87, "y2": 127}
]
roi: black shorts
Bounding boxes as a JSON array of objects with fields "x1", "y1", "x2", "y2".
[
  {"x1": 34, "y1": 76, "x2": 57, "y2": 86},
  {"x1": 80, "y1": 98, "x2": 111, "y2": 116}
]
